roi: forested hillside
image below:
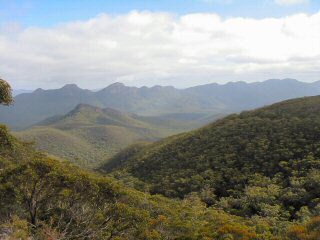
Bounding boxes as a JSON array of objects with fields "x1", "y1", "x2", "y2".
[
  {"x1": 102, "y1": 95, "x2": 320, "y2": 223},
  {"x1": 1, "y1": 122, "x2": 302, "y2": 240},
  {"x1": 14, "y1": 104, "x2": 199, "y2": 167}
]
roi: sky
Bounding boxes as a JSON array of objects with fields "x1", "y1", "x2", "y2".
[{"x1": 0, "y1": 0, "x2": 319, "y2": 89}]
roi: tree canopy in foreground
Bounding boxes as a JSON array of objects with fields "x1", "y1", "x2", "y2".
[{"x1": 0, "y1": 79, "x2": 13, "y2": 105}]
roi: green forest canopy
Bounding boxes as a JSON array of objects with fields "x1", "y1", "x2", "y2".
[
  {"x1": 0, "y1": 80, "x2": 319, "y2": 239},
  {"x1": 102, "y1": 96, "x2": 320, "y2": 223},
  {"x1": 0, "y1": 79, "x2": 13, "y2": 105}
]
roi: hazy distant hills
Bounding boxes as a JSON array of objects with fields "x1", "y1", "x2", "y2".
[
  {"x1": 185, "y1": 78, "x2": 320, "y2": 111},
  {"x1": 2, "y1": 78, "x2": 320, "y2": 129},
  {"x1": 15, "y1": 103, "x2": 197, "y2": 167},
  {"x1": 12, "y1": 89, "x2": 33, "y2": 96}
]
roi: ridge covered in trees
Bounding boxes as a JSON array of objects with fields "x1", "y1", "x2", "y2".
[
  {"x1": 15, "y1": 103, "x2": 195, "y2": 168},
  {"x1": 0, "y1": 123, "x2": 297, "y2": 239},
  {"x1": 102, "y1": 96, "x2": 320, "y2": 223}
]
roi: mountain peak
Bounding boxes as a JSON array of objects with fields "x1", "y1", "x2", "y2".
[
  {"x1": 61, "y1": 84, "x2": 81, "y2": 90},
  {"x1": 107, "y1": 82, "x2": 125, "y2": 88},
  {"x1": 34, "y1": 88, "x2": 44, "y2": 93},
  {"x1": 99, "y1": 82, "x2": 127, "y2": 92}
]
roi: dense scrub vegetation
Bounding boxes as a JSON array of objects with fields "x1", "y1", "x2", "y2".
[
  {"x1": 103, "y1": 96, "x2": 320, "y2": 223},
  {"x1": 0, "y1": 79, "x2": 13, "y2": 105},
  {"x1": 1, "y1": 124, "x2": 302, "y2": 240}
]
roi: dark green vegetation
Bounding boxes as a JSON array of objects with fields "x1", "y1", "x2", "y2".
[
  {"x1": 103, "y1": 95, "x2": 320, "y2": 224},
  {"x1": 14, "y1": 104, "x2": 203, "y2": 168},
  {"x1": 2, "y1": 78, "x2": 320, "y2": 129},
  {"x1": 0, "y1": 79, "x2": 13, "y2": 105},
  {"x1": 2, "y1": 123, "x2": 304, "y2": 240}
]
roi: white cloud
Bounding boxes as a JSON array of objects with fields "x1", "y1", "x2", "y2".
[
  {"x1": 0, "y1": 11, "x2": 319, "y2": 89},
  {"x1": 274, "y1": 0, "x2": 309, "y2": 6}
]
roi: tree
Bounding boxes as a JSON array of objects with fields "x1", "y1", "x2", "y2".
[
  {"x1": 287, "y1": 216, "x2": 320, "y2": 240},
  {"x1": 0, "y1": 78, "x2": 13, "y2": 105}
]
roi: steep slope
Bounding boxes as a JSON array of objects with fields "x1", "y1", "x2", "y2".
[
  {"x1": 1, "y1": 124, "x2": 295, "y2": 240},
  {"x1": 102, "y1": 95, "x2": 320, "y2": 220},
  {"x1": 14, "y1": 104, "x2": 196, "y2": 167},
  {"x1": 2, "y1": 79, "x2": 320, "y2": 129}
]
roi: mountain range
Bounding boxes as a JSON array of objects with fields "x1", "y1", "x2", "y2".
[
  {"x1": 2, "y1": 78, "x2": 320, "y2": 130},
  {"x1": 12, "y1": 89, "x2": 33, "y2": 96}
]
